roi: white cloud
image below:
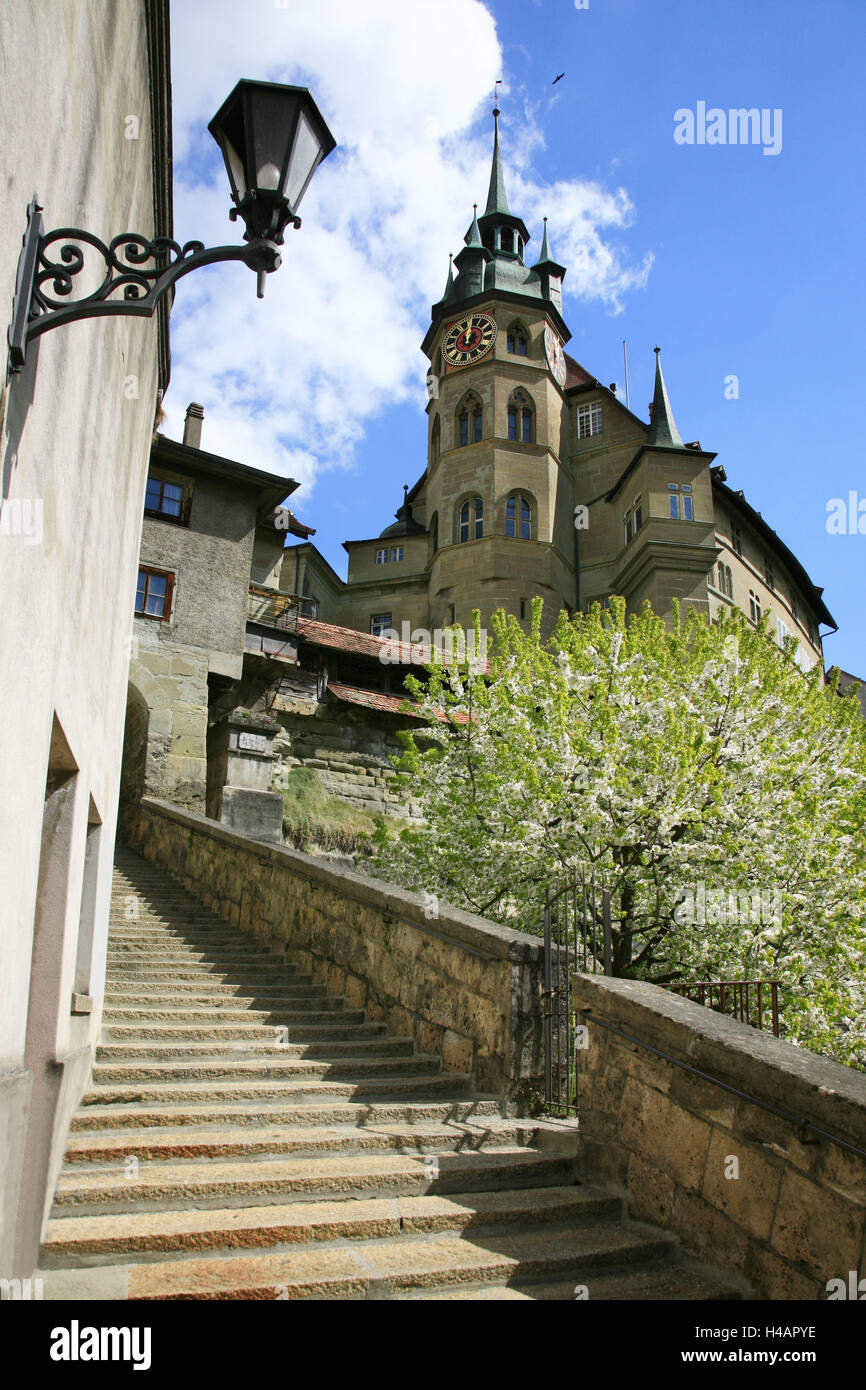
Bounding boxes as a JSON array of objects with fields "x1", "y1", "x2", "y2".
[{"x1": 164, "y1": 0, "x2": 652, "y2": 491}]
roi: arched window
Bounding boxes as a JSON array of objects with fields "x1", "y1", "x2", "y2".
[
  {"x1": 506, "y1": 322, "x2": 528, "y2": 355},
  {"x1": 506, "y1": 493, "x2": 533, "y2": 540},
  {"x1": 430, "y1": 511, "x2": 438, "y2": 554},
  {"x1": 456, "y1": 392, "x2": 483, "y2": 448},
  {"x1": 458, "y1": 496, "x2": 483, "y2": 543},
  {"x1": 430, "y1": 414, "x2": 440, "y2": 466},
  {"x1": 507, "y1": 388, "x2": 534, "y2": 443}
]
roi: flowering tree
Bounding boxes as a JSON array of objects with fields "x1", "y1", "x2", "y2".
[{"x1": 372, "y1": 599, "x2": 866, "y2": 1067}]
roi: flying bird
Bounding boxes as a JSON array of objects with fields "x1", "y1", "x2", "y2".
[{"x1": 553, "y1": 73, "x2": 565, "y2": 84}]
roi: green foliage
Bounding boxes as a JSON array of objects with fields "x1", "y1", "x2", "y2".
[
  {"x1": 280, "y1": 766, "x2": 386, "y2": 857},
  {"x1": 372, "y1": 598, "x2": 866, "y2": 1068}
]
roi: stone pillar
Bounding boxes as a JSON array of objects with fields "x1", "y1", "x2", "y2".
[{"x1": 208, "y1": 710, "x2": 283, "y2": 844}]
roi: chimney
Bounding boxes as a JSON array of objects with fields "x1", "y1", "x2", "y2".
[{"x1": 183, "y1": 402, "x2": 204, "y2": 449}]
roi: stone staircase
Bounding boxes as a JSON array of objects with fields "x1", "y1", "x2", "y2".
[{"x1": 38, "y1": 846, "x2": 742, "y2": 1300}]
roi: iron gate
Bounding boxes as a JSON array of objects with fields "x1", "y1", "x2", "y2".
[{"x1": 543, "y1": 868, "x2": 613, "y2": 1114}]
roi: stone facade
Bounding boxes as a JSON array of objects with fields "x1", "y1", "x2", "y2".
[
  {"x1": 290, "y1": 113, "x2": 834, "y2": 673},
  {"x1": 127, "y1": 796, "x2": 545, "y2": 1099},
  {"x1": 573, "y1": 974, "x2": 866, "y2": 1300},
  {"x1": 0, "y1": 0, "x2": 170, "y2": 1277}
]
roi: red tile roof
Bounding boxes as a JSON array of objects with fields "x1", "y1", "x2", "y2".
[
  {"x1": 327, "y1": 682, "x2": 470, "y2": 724},
  {"x1": 296, "y1": 617, "x2": 429, "y2": 664},
  {"x1": 296, "y1": 617, "x2": 488, "y2": 671},
  {"x1": 564, "y1": 352, "x2": 597, "y2": 390}
]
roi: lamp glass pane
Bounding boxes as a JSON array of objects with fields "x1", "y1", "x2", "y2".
[
  {"x1": 224, "y1": 136, "x2": 247, "y2": 200},
  {"x1": 285, "y1": 108, "x2": 323, "y2": 209}
]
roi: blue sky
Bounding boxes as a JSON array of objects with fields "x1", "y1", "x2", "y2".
[{"x1": 167, "y1": 0, "x2": 866, "y2": 676}]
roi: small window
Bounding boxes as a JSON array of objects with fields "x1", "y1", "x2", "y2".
[
  {"x1": 749, "y1": 590, "x2": 761, "y2": 625},
  {"x1": 577, "y1": 401, "x2": 603, "y2": 439},
  {"x1": 431, "y1": 513, "x2": 438, "y2": 554},
  {"x1": 391, "y1": 546, "x2": 403, "y2": 563},
  {"x1": 136, "y1": 567, "x2": 174, "y2": 620},
  {"x1": 508, "y1": 390, "x2": 534, "y2": 443},
  {"x1": 764, "y1": 556, "x2": 775, "y2": 591},
  {"x1": 507, "y1": 324, "x2": 528, "y2": 355},
  {"x1": 144, "y1": 475, "x2": 187, "y2": 523},
  {"x1": 459, "y1": 497, "x2": 483, "y2": 543},
  {"x1": 624, "y1": 495, "x2": 643, "y2": 546},
  {"x1": 506, "y1": 494, "x2": 532, "y2": 540},
  {"x1": 376, "y1": 548, "x2": 389, "y2": 564},
  {"x1": 715, "y1": 562, "x2": 733, "y2": 598},
  {"x1": 370, "y1": 613, "x2": 392, "y2": 636},
  {"x1": 776, "y1": 618, "x2": 790, "y2": 647},
  {"x1": 457, "y1": 394, "x2": 482, "y2": 448},
  {"x1": 669, "y1": 483, "x2": 693, "y2": 521},
  {"x1": 731, "y1": 523, "x2": 743, "y2": 556}
]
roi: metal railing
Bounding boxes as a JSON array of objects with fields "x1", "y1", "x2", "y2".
[
  {"x1": 246, "y1": 588, "x2": 317, "y2": 630},
  {"x1": 543, "y1": 869, "x2": 613, "y2": 1115},
  {"x1": 668, "y1": 979, "x2": 780, "y2": 1036}
]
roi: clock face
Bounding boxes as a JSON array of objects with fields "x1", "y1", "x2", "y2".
[
  {"x1": 442, "y1": 312, "x2": 497, "y2": 368},
  {"x1": 545, "y1": 325, "x2": 567, "y2": 387}
]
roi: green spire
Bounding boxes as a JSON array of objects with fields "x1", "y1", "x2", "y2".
[
  {"x1": 441, "y1": 253, "x2": 455, "y2": 303},
  {"x1": 538, "y1": 216, "x2": 552, "y2": 262},
  {"x1": 484, "y1": 105, "x2": 510, "y2": 216},
  {"x1": 465, "y1": 203, "x2": 482, "y2": 248},
  {"x1": 646, "y1": 347, "x2": 685, "y2": 449}
]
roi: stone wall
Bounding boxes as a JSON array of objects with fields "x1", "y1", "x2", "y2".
[
  {"x1": 127, "y1": 647, "x2": 209, "y2": 811},
  {"x1": 127, "y1": 797, "x2": 545, "y2": 1099},
  {"x1": 574, "y1": 974, "x2": 866, "y2": 1300},
  {"x1": 270, "y1": 692, "x2": 421, "y2": 819}
]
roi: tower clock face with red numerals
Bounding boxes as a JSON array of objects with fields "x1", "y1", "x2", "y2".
[{"x1": 442, "y1": 312, "x2": 497, "y2": 367}]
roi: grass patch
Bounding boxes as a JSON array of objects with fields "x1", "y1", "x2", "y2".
[{"x1": 280, "y1": 766, "x2": 387, "y2": 856}]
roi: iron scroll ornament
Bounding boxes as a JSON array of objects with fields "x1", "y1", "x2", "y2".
[{"x1": 7, "y1": 198, "x2": 286, "y2": 374}]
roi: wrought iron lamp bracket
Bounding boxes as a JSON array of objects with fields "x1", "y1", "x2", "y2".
[{"x1": 7, "y1": 197, "x2": 284, "y2": 376}]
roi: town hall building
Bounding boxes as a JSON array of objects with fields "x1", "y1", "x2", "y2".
[{"x1": 295, "y1": 108, "x2": 834, "y2": 672}]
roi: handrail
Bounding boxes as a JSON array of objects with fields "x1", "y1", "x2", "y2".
[{"x1": 577, "y1": 1008, "x2": 866, "y2": 1161}]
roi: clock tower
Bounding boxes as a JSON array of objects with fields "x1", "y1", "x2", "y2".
[{"x1": 420, "y1": 106, "x2": 576, "y2": 634}]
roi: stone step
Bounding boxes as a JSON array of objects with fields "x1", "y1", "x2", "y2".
[
  {"x1": 101, "y1": 1021, "x2": 387, "y2": 1042},
  {"x1": 53, "y1": 1147, "x2": 577, "y2": 1212},
  {"x1": 106, "y1": 971, "x2": 303, "y2": 987},
  {"x1": 43, "y1": 1184, "x2": 617, "y2": 1264},
  {"x1": 80, "y1": 1074, "x2": 474, "y2": 1106},
  {"x1": 102, "y1": 1004, "x2": 357, "y2": 1023},
  {"x1": 95, "y1": 1038, "x2": 414, "y2": 1061},
  {"x1": 40, "y1": 1222, "x2": 679, "y2": 1299},
  {"x1": 107, "y1": 950, "x2": 291, "y2": 967},
  {"x1": 69, "y1": 1097, "x2": 505, "y2": 1133},
  {"x1": 404, "y1": 1262, "x2": 742, "y2": 1300},
  {"x1": 104, "y1": 983, "x2": 329, "y2": 1001},
  {"x1": 90, "y1": 1055, "x2": 439, "y2": 1084},
  {"x1": 62, "y1": 1117, "x2": 540, "y2": 1165}
]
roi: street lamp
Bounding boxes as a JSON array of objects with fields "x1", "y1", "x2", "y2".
[{"x1": 7, "y1": 79, "x2": 336, "y2": 376}]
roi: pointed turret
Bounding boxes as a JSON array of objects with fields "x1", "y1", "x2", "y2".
[
  {"x1": 453, "y1": 205, "x2": 490, "y2": 298},
  {"x1": 465, "y1": 204, "x2": 483, "y2": 249},
  {"x1": 531, "y1": 216, "x2": 566, "y2": 310},
  {"x1": 441, "y1": 253, "x2": 456, "y2": 305},
  {"x1": 646, "y1": 347, "x2": 685, "y2": 449},
  {"x1": 476, "y1": 106, "x2": 529, "y2": 277},
  {"x1": 485, "y1": 105, "x2": 510, "y2": 216}
]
